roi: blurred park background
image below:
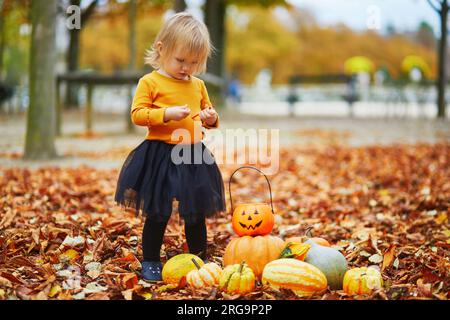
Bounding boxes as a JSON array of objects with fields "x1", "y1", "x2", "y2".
[{"x1": 0, "y1": 0, "x2": 449, "y2": 164}]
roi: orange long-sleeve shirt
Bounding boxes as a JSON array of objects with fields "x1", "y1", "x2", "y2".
[{"x1": 131, "y1": 71, "x2": 219, "y2": 144}]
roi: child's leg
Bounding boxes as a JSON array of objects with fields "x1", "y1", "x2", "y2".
[
  {"x1": 184, "y1": 218, "x2": 207, "y2": 260},
  {"x1": 142, "y1": 218, "x2": 169, "y2": 262}
]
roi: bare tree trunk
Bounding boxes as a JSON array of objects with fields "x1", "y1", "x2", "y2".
[
  {"x1": 203, "y1": 0, "x2": 226, "y2": 106},
  {"x1": 173, "y1": 0, "x2": 186, "y2": 12},
  {"x1": 437, "y1": 1, "x2": 448, "y2": 118},
  {"x1": 65, "y1": 0, "x2": 98, "y2": 109},
  {"x1": 24, "y1": 0, "x2": 58, "y2": 159},
  {"x1": 66, "y1": 0, "x2": 81, "y2": 108},
  {"x1": 66, "y1": 27, "x2": 80, "y2": 108},
  {"x1": 127, "y1": 0, "x2": 137, "y2": 132},
  {"x1": 204, "y1": 0, "x2": 225, "y2": 79}
]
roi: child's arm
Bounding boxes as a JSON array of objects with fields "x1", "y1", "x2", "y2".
[
  {"x1": 131, "y1": 78, "x2": 168, "y2": 126},
  {"x1": 200, "y1": 80, "x2": 220, "y2": 129}
]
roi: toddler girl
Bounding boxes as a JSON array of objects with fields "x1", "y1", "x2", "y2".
[{"x1": 115, "y1": 12, "x2": 226, "y2": 282}]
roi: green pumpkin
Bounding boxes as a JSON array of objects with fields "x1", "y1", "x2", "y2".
[{"x1": 304, "y1": 240, "x2": 348, "y2": 290}]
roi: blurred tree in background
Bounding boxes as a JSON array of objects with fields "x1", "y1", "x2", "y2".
[
  {"x1": 80, "y1": 0, "x2": 168, "y2": 72},
  {"x1": 0, "y1": 0, "x2": 30, "y2": 86},
  {"x1": 203, "y1": 0, "x2": 287, "y2": 81},
  {"x1": 427, "y1": 0, "x2": 448, "y2": 118},
  {"x1": 173, "y1": 0, "x2": 186, "y2": 12},
  {"x1": 65, "y1": 0, "x2": 99, "y2": 108},
  {"x1": 24, "y1": 0, "x2": 57, "y2": 160},
  {"x1": 416, "y1": 21, "x2": 436, "y2": 49},
  {"x1": 226, "y1": 5, "x2": 297, "y2": 84}
]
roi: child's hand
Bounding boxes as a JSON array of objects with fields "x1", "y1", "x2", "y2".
[
  {"x1": 164, "y1": 105, "x2": 190, "y2": 122},
  {"x1": 199, "y1": 106, "x2": 218, "y2": 126}
]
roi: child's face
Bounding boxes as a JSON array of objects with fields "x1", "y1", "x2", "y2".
[{"x1": 160, "y1": 44, "x2": 200, "y2": 80}]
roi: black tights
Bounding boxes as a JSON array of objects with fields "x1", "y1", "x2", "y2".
[{"x1": 142, "y1": 217, "x2": 207, "y2": 262}]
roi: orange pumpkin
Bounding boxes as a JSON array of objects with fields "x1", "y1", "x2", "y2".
[
  {"x1": 223, "y1": 235, "x2": 285, "y2": 279},
  {"x1": 186, "y1": 259, "x2": 222, "y2": 289},
  {"x1": 231, "y1": 203, "x2": 274, "y2": 237},
  {"x1": 343, "y1": 267, "x2": 383, "y2": 295},
  {"x1": 262, "y1": 259, "x2": 328, "y2": 297}
]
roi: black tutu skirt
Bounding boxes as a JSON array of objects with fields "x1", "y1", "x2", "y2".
[{"x1": 114, "y1": 140, "x2": 226, "y2": 225}]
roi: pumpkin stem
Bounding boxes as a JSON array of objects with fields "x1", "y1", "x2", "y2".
[
  {"x1": 191, "y1": 258, "x2": 201, "y2": 270},
  {"x1": 238, "y1": 261, "x2": 246, "y2": 274},
  {"x1": 305, "y1": 226, "x2": 314, "y2": 238}
]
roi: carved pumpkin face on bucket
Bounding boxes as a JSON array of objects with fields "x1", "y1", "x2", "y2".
[
  {"x1": 229, "y1": 166, "x2": 276, "y2": 237},
  {"x1": 231, "y1": 203, "x2": 274, "y2": 237}
]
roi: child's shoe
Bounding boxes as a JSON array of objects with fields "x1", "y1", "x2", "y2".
[{"x1": 141, "y1": 261, "x2": 163, "y2": 282}]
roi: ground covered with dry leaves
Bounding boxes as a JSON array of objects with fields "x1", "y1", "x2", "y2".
[{"x1": 0, "y1": 143, "x2": 449, "y2": 300}]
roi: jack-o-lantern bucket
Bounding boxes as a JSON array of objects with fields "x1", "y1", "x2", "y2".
[{"x1": 229, "y1": 166, "x2": 275, "y2": 237}]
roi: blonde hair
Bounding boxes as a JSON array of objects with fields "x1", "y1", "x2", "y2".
[{"x1": 145, "y1": 12, "x2": 213, "y2": 75}]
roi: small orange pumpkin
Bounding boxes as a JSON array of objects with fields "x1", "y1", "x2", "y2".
[
  {"x1": 223, "y1": 235, "x2": 285, "y2": 279},
  {"x1": 232, "y1": 203, "x2": 274, "y2": 237},
  {"x1": 343, "y1": 266, "x2": 383, "y2": 295},
  {"x1": 186, "y1": 258, "x2": 222, "y2": 289}
]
